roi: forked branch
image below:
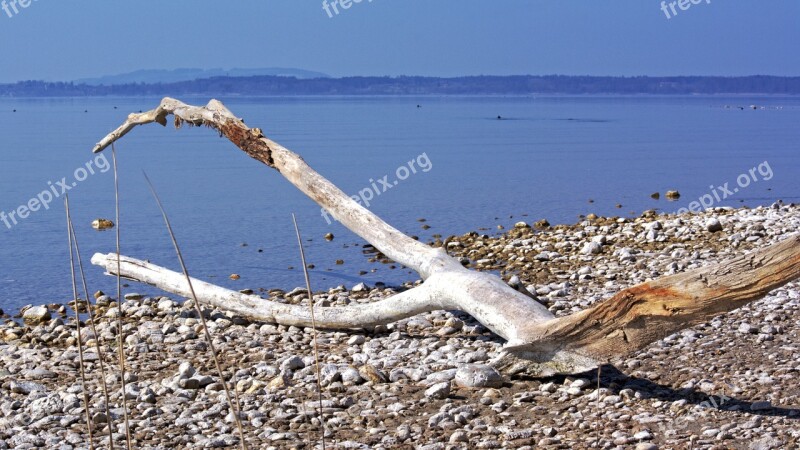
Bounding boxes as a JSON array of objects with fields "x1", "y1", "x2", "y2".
[{"x1": 91, "y1": 98, "x2": 800, "y2": 375}]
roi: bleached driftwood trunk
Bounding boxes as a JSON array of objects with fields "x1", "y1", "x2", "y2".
[{"x1": 90, "y1": 98, "x2": 800, "y2": 375}]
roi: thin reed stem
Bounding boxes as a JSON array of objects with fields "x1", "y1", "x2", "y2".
[
  {"x1": 292, "y1": 214, "x2": 327, "y2": 450},
  {"x1": 69, "y1": 210, "x2": 115, "y2": 450},
  {"x1": 65, "y1": 195, "x2": 95, "y2": 450},
  {"x1": 142, "y1": 172, "x2": 247, "y2": 450},
  {"x1": 112, "y1": 145, "x2": 134, "y2": 450},
  {"x1": 594, "y1": 363, "x2": 602, "y2": 446}
]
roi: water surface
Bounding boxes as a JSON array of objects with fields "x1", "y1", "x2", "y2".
[{"x1": 1, "y1": 95, "x2": 797, "y2": 314}]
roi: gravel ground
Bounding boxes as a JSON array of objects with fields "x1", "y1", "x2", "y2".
[{"x1": 1, "y1": 203, "x2": 798, "y2": 449}]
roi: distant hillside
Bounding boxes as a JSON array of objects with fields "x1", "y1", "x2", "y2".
[
  {"x1": 74, "y1": 67, "x2": 330, "y2": 85},
  {"x1": 2, "y1": 75, "x2": 800, "y2": 97}
]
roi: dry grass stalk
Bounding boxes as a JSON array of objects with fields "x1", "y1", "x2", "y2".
[
  {"x1": 292, "y1": 214, "x2": 327, "y2": 450},
  {"x1": 64, "y1": 195, "x2": 95, "y2": 450},
  {"x1": 68, "y1": 204, "x2": 115, "y2": 449},
  {"x1": 142, "y1": 172, "x2": 248, "y2": 450},
  {"x1": 111, "y1": 145, "x2": 134, "y2": 450}
]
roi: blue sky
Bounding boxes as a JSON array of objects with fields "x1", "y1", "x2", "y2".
[{"x1": 0, "y1": 0, "x2": 798, "y2": 82}]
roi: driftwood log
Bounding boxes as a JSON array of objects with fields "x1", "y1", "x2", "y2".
[{"x1": 90, "y1": 98, "x2": 800, "y2": 375}]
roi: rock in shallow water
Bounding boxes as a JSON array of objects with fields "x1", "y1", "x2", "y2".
[
  {"x1": 22, "y1": 306, "x2": 50, "y2": 324},
  {"x1": 351, "y1": 282, "x2": 370, "y2": 292},
  {"x1": 91, "y1": 218, "x2": 115, "y2": 230}
]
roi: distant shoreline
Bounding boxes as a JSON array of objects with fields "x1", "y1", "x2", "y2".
[
  {"x1": 2, "y1": 75, "x2": 800, "y2": 97},
  {"x1": 3, "y1": 93, "x2": 800, "y2": 101}
]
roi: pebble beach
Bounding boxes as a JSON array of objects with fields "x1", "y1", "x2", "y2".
[{"x1": 1, "y1": 203, "x2": 798, "y2": 449}]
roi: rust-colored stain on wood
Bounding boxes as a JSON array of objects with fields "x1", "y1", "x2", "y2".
[{"x1": 219, "y1": 120, "x2": 274, "y2": 167}]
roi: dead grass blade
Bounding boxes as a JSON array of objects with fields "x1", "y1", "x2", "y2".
[
  {"x1": 68, "y1": 201, "x2": 115, "y2": 449},
  {"x1": 142, "y1": 171, "x2": 248, "y2": 450},
  {"x1": 292, "y1": 213, "x2": 327, "y2": 450},
  {"x1": 65, "y1": 194, "x2": 95, "y2": 450},
  {"x1": 112, "y1": 145, "x2": 133, "y2": 450}
]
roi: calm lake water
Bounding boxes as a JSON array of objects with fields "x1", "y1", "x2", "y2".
[{"x1": 1, "y1": 95, "x2": 798, "y2": 314}]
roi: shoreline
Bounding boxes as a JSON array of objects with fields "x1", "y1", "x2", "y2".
[{"x1": 2, "y1": 202, "x2": 797, "y2": 321}]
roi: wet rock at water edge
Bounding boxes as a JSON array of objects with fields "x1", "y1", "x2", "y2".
[
  {"x1": 92, "y1": 218, "x2": 115, "y2": 230},
  {"x1": 22, "y1": 305, "x2": 51, "y2": 324}
]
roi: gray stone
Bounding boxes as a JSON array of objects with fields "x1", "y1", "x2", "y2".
[
  {"x1": 581, "y1": 242, "x2": 603, "y2": 255},
  {"x1": 424, "y1": 382, "x2": 451, "y2": 400},
  {"x1": 351, "y1": 282, "x2": 370, "y2": 292},
  {"x1": 280, "y1": 356, "x2": 305, "y2": 371},
  {"x1": 424, "y1": 369, "x2": 458, "y2": 386},
  {"x1": 340, "y1": 366, "x2": 363, "y2": 385},
  {"x1": 178, "y1": 362, "x2": 196, "y2": 379},
  {"x1": 569, "y1": 378, "x2": 591, "y2": 389},
  {"x1": 10, "y1": 381, "x2": 47, "y2": 395},
  {"x1": 750, "y1": 401, "x2": 772, "y2": 411},
  {"x1": 194, "y1": 375, "x2": 214, "y2": 387},
  {"x1": 634, "y1": 444, "x2": 659, "y2": 450},
  {"x1": 22, "y1": 306, "x2": 50, "y2": 324},
  {"x1": 449, "y1": 430, "x2": 469, "y2": 443},
  {"x1": 23, "y1": 369, "x2": 56, "y2": 380},
  {"x1": 749, "y1": 436, "x2": 783, "y2": 450},
  {"x1": 179, "y1": 378, "x2": 200, "y2": 390},
  {"x1": 706, "y1": 218, "x2": 723, "y2": 232},
  {"x1": 29, "y1": 394, "x2": 63, "y2": 421},
  {"x1": 634, "y1": 430, "x2": 653, "y2": 440},
  {"x1": 319, "y1": 364, "x2": 341, "y2": 386},
  {"x1": 540, "y1": 382, "x2": 557, "y2": 393},
  {"x1": 738, "y1": 323, "x2": 757, "y2": 334},
  {"x1": 157, "y1": 299, "x2": 175, "y2": 311},
  {"x1": 347, "y1": 335, "x2": 366, "y2": 345},
  {"x1": 454, "y1": 364, "x2": 503, "y2": 388}
]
